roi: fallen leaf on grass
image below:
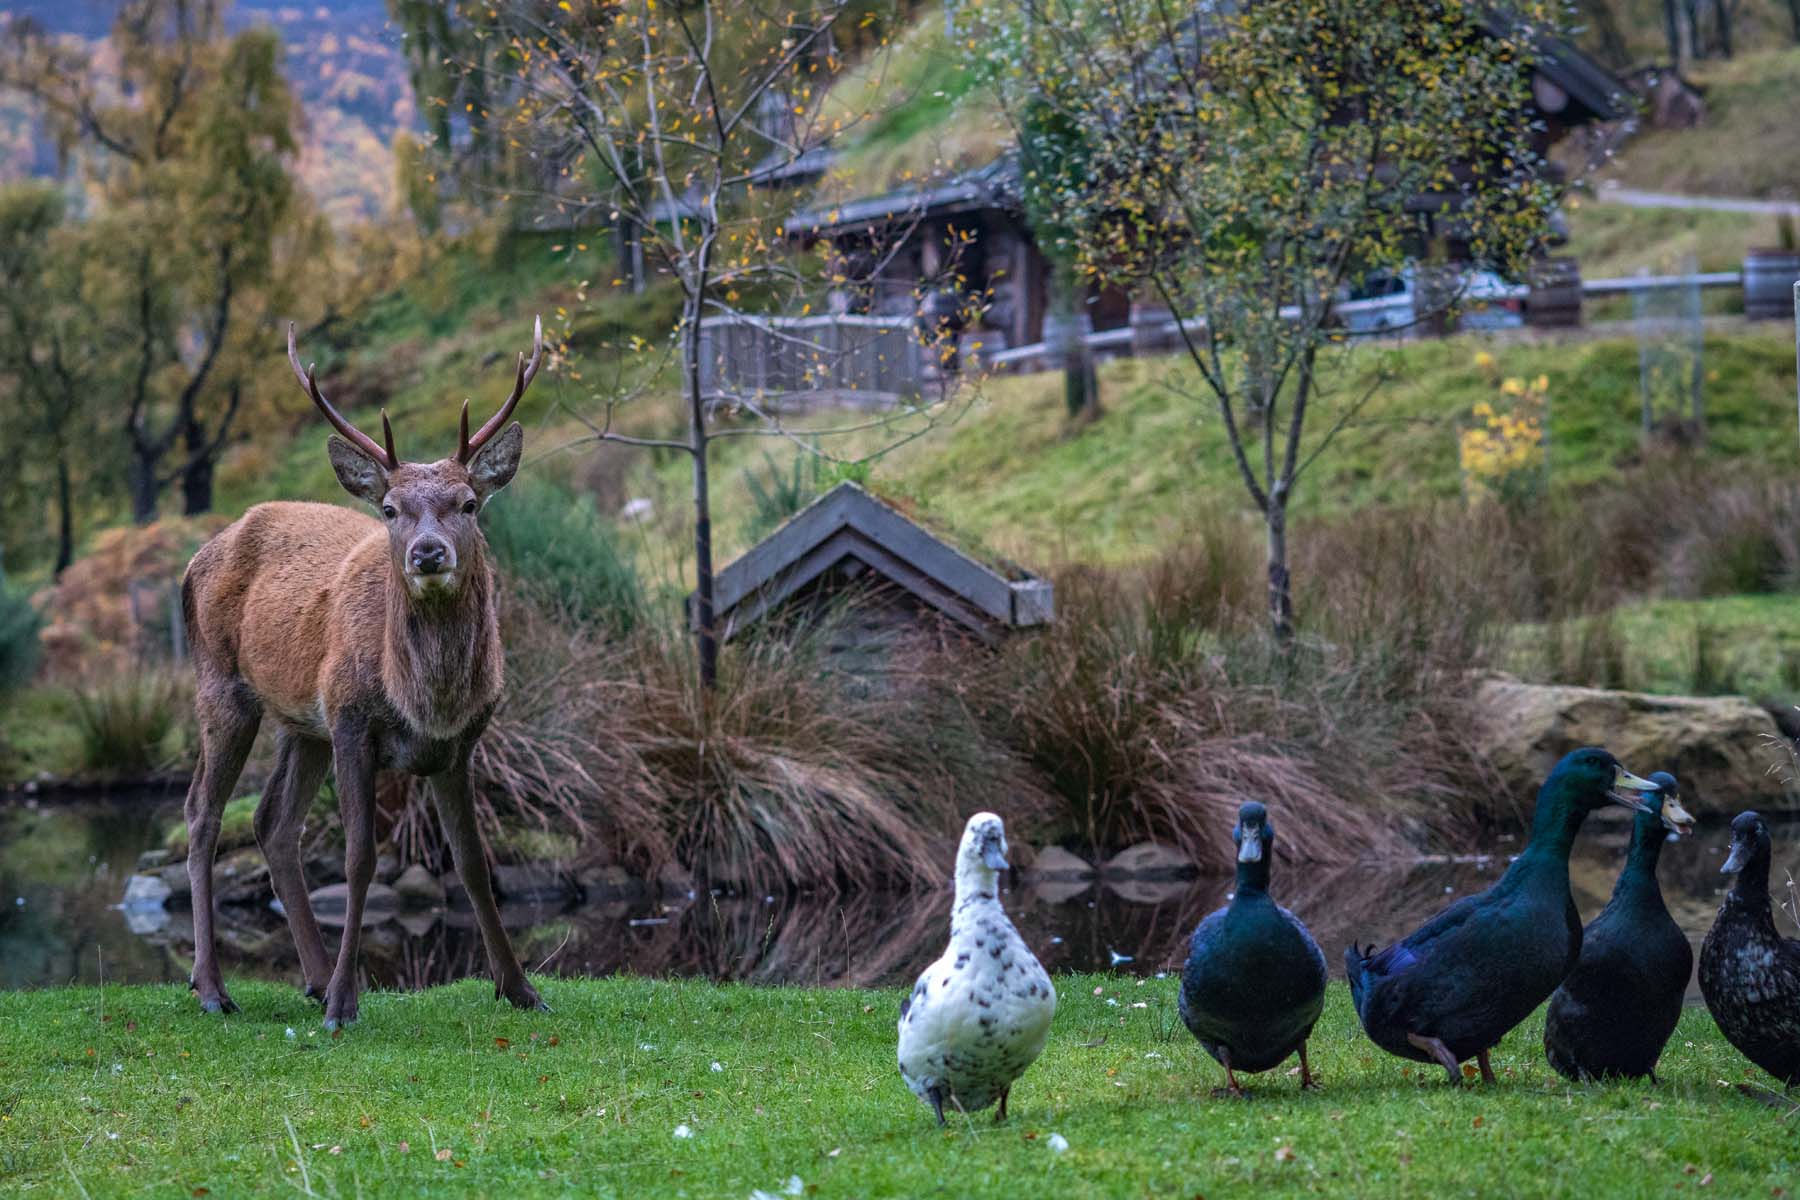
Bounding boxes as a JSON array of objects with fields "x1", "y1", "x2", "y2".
[
  {"x1": 495, "y1": 1038, "x2": 511, "y2": 1049},
  {"x1": 1275, "y1": 1146, "x2": 1296, "y2": 1163},
  {"x1": 396, "y1": 1142, "x2": 410, "y2": 1154},
  {"x1": 1462, "y1": 1064, "x2": 1478, "y2": 1080},
  {"x1": 435, "y1": 1149, "x2": 453, "y2": 1162}
]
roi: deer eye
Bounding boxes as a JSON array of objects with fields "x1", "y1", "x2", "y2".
[
  {"x1": 381, "y1": 504, "x2": 397, "y2": 520},
  {"x1": 462, "y1": 498, "x2": 478, "y2": 515}
]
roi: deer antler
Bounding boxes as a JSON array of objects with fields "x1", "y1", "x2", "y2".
[
  {"x1": 287, "y1": 323, "x2": 398, "y2": 470},
  {"x1": 457, "y1": 315, "x2": 543, "y2": 464}
]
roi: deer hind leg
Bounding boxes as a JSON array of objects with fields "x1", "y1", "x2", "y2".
[
  {"x1": 431, "y1": 751, "x2": 545, "y2": 1012},
  {"x1": 322, "y1": 720, "x2": 377, "y2": 1031},
  {"x1": 254, "y1": 731, "x2": 333, "y2": 1001},
  {"x1": 185, "y1": 683, "x2": 260, "y2": 1015}
]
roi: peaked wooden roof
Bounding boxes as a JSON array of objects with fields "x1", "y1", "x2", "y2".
[{"x1": 695, "y1": 482, "x2": 1054, "y2": 641}]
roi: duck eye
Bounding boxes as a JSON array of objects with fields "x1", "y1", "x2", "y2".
[
  {"x1": 462, "y1": 498, "x2": 478, "y2": 514},
  {"x1": 381, "y1": 504, "x2": 397, "y2": 520}
]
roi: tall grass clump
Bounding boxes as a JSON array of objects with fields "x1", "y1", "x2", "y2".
[
  {"x1": 70, "y1": 668, "x2": 190, "y2": 778},
  {"x1": 483, "y1": 476, "x2": 642, "y2": 633},
  {"x1": 431, "y1": 594, "x2": 1033, "y2": 892},
  {"x1": 743, "y1": 448, "x2": 825, "y2": 540}
]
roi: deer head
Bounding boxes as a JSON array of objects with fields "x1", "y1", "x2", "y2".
[{"x1": 287, "y1": 317, "x2": 541, "y2": 602}]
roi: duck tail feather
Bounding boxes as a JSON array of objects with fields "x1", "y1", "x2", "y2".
[{"x1": 1343, "y1": 942, "x2": 1371, "y2": 1014}]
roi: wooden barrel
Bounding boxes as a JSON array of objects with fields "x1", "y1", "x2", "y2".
[
  {"x1": 1526, "y1": 257, "x2": 1583, "y2": 328},
  {"x1": 1743, "y1": 249, "x2": 1800, "y2": 320}
]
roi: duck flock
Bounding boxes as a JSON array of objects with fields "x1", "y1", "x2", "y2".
[{"x1": 897, "y1": 748, "x2": 1800, "y2": 1123}]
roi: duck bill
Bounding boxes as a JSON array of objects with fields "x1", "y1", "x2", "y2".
[
  {"x1": 1660, "y1": 796, "x2": 1696, "y2": 838},
  {"x1": 1236, "y1": 828, "x2": 1264, "y2": 864},
  {"x1": 981, "y1": 845, "x2": 1009, "y2": 872},
  {"x1": 1720, "y1": 838, "x2": 1750, "y2": 874},
  {"x1": 1606, "y1": 766, "x2": 1660, "y2": 813}
]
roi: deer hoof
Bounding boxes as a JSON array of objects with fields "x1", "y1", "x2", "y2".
[{"x1": 500, "y1": 980, "x2": 547, "y2": 1012}]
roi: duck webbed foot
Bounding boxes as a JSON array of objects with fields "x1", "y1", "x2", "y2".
[
  {"x1": 1210, "y1": 1057, "x2": 1248, "y2": 1099},
  {"x1": 1406, "y1": 1032, "x2": 1465, "y2": 1085},
  {"x1": 1299, "y1": 1043, "x2": 1322, "y2": 1091}
]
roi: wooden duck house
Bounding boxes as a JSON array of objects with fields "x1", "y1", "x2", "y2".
[{"x1": 692, "y1": 483, "x2": 1053, "y2": 651}]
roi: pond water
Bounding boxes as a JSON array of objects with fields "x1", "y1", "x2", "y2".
[{"x1": 3, "y1": 792, "x2": 1796, "y2": 1003}]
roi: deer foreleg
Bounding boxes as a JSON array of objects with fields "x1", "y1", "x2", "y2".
[
  {"x1": 254, "y1": 732, "x2": 333, "y2": 1000},
  {"x1": 184, "y1": 695, "x2": 259, "y2": 1016},
  {"x1": 322, "y1": 722, "x2": 377, "y2": 1031},
  {"x1": 431, "y1": 754, "x2": 545, "y2": 1012}
]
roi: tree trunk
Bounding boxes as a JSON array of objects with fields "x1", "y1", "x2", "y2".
[
  {"x1": 684, "y1": 297, "x2": 718, "y2": 691},
  {"x1": 181, "y1": 455, "x2": 214, "y2": 516},
  {"x1": 1715, "y1": 0, "x2": 1733, "y2": 57},
  {"x1": 1048, "y1": 272, "x2": 1098, "y2": 419},
  {"x1": 53, "y1": 455, "x2": 73, "y2": 577},
  {"x1": 128, "y1": 447, "x2": 160, "y2": 525},
  {"x1": 180, "y1": 411, "x2": 215, "y2": 515},
  {"x1": 1788, "y1": 0, "x2": 1800, "y2": 42},
  {"x1": 1265, "y1": 497, "x2": 1294, "y2": 641}
]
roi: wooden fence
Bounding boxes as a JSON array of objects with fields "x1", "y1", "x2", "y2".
[{"x1": 697, "y1": 313, "x2": 926, "y2": 408}]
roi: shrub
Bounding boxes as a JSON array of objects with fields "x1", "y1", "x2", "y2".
[
  {"x1": 0, "y1": 580, "x2": 41, "y2": 691},
  {"x1": 71, "y1": 668, "x2": 190, "y2": 778},
  {"x1": 483, "y1": 476, "x2": 642, "y2": 633}
]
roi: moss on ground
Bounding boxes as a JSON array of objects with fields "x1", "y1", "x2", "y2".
[{"x1": 0, "y1": 977, "x2": 1792, "y2": 1197}]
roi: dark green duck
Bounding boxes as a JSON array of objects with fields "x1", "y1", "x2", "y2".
[
  {"x1": 1179, "y1": 802, "x2": 1327, "y2": 1096},
  {"x1": 1543, "y1": 770, "x2": 1697, "y2": 1082},
  {"x1": 1699, "y1": 811, "x2": 1800, "y2": 1087},
  {"x1": 1345, "y1": 748, "x2": 1660, "y2": 1083}
]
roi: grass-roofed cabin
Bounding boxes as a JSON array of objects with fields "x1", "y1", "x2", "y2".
[
  {"x1": 690, "y1": 482, "x2": 1053, "y2": 673},
  {"x1": 787, "y1": 16, "x2": 1627, "y2": 353}
]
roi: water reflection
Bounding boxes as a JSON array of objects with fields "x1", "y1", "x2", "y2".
[{"x1": 4, "y1": 796, "x2": 1795, "y2": 1003}]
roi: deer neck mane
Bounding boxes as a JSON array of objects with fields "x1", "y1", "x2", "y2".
[{"x1": 379, "y1": 549, "x2": 502, "y2": 741}]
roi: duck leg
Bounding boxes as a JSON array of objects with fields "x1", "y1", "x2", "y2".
[
  {"x1": 928, "y1": 1086, "x2": 947, "y2": 1127},
  {"x1": 1298, "y1": 1042, "x2": 1321, "y2": 1091},
  {"x1": 1476, "y1": 1049, "x2": 1497, "y2": 1085},
  {"x1": 1406, "y1": 1033, "x2": 1464, "y2": 1085},
  {"x1": 995, "y1": 1086, "x2": 1010, "y2": 1123},
  {"x1": 1210, "y1": 1050, "x2": 1247, "y2": 1099}
]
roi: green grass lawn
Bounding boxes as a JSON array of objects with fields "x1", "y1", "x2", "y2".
[{"x1": 1, "y1": 977, "x2": 1793, "y2": 1197}]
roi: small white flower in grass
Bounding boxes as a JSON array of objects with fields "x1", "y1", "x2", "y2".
[
  {"x1": 111, "y1": 1063, "x2": 123, "y2": 1073},
  {"x1": 673, "y1": 1124, "x2": 694, "y2": 1139},
  {"x1": 1046, "y1": 1133, "x2": 1069, "y2": 1153},
  {"x1": 106, "y1": 1132, "x2": 118, "y2": 1141},
  {"x1": 710, "y1": 1061, "x2": 724, "y2": 1073},
  {"x1": 639, "y1": 1043, "x2": 656, "y2": 1052},
  {"x1": 285, "y1": 1028, "x2": 296, "y2": 1040}
]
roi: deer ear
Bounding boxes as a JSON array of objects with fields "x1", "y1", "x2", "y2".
[
  {"x1": 468, "y1": 421, "x2": 523, "y2": 502},
  {"x1": 327, "y1": 435, "x2": 389, "y2": 507}
]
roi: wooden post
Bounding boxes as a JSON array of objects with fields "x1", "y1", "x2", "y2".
[{"x1": 1793, "y1": 281, "x2": 1799, "y2": 440}]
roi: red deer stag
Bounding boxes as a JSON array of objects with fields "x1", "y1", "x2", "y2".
[{"x1": 179, "y1": 318, "x2": 548, "y2": 1029}]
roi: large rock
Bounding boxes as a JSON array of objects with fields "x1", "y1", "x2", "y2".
[
  {"x1": 494, "y1": 864, "x2": 574, "y2": 904},
  {"x1": 121, "y1": 873, "x2": 172, "y2": 910},
  {"x1": 308, "y1": 881, "x2": 399, "y2": 927},
  {"x1": 1473, "y1": 674, "x2": 1797, "y2": 815},
  {"x1": 1101, "y1": 842, "x2": 1198, "y2": 881},
  {"x1": 1021, "y1": 846, "x2": 1096, "y2": 881},
  {"x1": 392, "y1": 864, "x2": 446, "y2": 908}
]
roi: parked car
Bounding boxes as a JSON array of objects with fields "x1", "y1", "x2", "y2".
[{"x1": 1333, "y1": 265, "x2": 1528, "y2": 336}]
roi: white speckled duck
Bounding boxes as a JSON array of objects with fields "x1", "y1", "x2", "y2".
[{"x1": 898, "y1": 813, "x2": 1056, "y2": 1125}]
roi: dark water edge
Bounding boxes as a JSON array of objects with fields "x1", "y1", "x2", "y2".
[{"x1": 3, "y1": 796, "x2": 1796, "y2": 1003}]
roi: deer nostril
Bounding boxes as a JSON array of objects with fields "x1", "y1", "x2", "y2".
[{"x1": 410, "y1": 541, "x2": 448, "y2": 574}]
